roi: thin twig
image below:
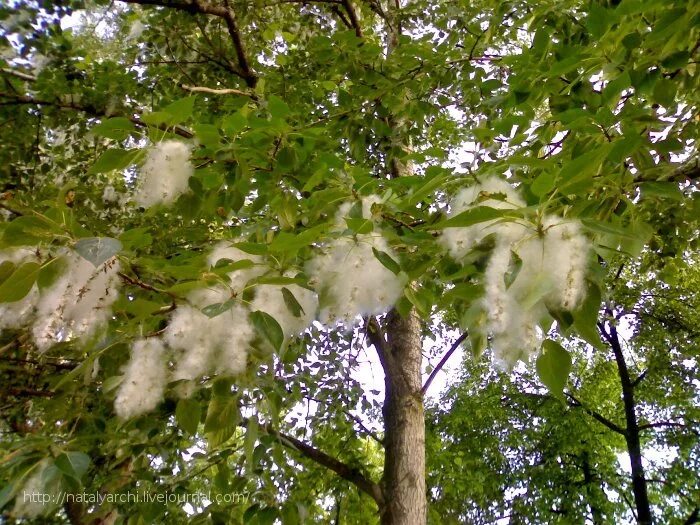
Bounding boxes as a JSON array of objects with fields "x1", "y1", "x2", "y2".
[{"x1": 421, "y1": 333, "x2": 468, "y2": 396}]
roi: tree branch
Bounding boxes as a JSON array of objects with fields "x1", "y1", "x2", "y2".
[
  {"x1": 684, "y1": 507, "x2": 700, "y2": 525},
  {"x1": 638, "y1": 421, "x2": 699, "y2": 434},
  {"x1": 631, "y1": 368, "x2": 648, "y2": 388},
  {"x1": 0, "y1": 91, "x2": 193, "y2": 138},
  {"x1": 1, "y1": 68, "x2": 37, "y2": 82},
  {"x1": 117, "y1": 272, "x2": 181, "y2": 300},
  {"x1": 341, "y1": 0, "x2": 363, "y2": 37},
  {"x1": 330, "y1": 5, "x2": 353, "y2": 29},
  {"x1": 303, "y1": 393, "x2": 384, "y2": 445},
  {"x1": 180, "y1": 83, "x2": 255, "y2": 98},
  {"x1": 673, "y1": 155, "x2": 700, "y2": 181},
  {"x1": 565, "y1": 392, "x2": 626, "y2": 435},
  {"x1": 421, "y1": 333, "x2": 467, "y2": 396},
  {"x1": 259, "y1": 422, "x2": 385, "y2": 507},
  {"x1": 118, "y1": 0, "x2": 257, "y2": 87},
  {"x1": 365, "y1": 316, "x2": 388, "y2": 371}
]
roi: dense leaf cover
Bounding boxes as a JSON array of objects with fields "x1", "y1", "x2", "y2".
[{"x1": 0, "y1": 0, "x2": 698, "y2": 523}]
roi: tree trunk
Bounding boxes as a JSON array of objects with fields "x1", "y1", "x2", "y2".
[
  {"x1": 379, "y1": 309, "x2": 427, "y2": 524},
  {"x1": 582, "y1": 451, "x2": 605, "y2": 525},
  {"x1": 604, "y1": 320, "x2": 653, "y2": 524}
]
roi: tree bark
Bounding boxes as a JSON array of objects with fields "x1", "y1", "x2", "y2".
[
  {"x1": 378, "y1": 309, "x2": 427, "y2": 524},
  {"x1": 600, "y1": 319, "x2": 653, "y2": 524},
  {"x1": 582, "y1": 451, "x2": 605, "y2": 525}
]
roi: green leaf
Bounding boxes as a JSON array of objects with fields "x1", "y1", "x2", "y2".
[
  {"x1": 638, "y1": 182, "x2": 683, "y2": 201},
  {"x1": 205, "y1": 396, "x2": 239, "y2": 447},
  {"x1": 431, "y1": 206, "x2": 519, "y2": 229},
  {"x1": 269, "y1": 225, "x2": 325, "y2": 253},
  {"x1": 244, "y1": 418, "x2": 258, "y2": 475},
  {"x1": 372, "y1": 247, "x2": 401, "y2": 275},
  {"x1": 408, "y1": 172, "x2": 450, "y2": 205},
  {"x1": 253, "y1": 276, "x2": 302, "y2": 286},
  {"x1": 536, "y1": 339, "x2": 572, "y2": 394},
  {"x1": 176, "y1": 398, "x2": 201, "y2": 436},
  {"x1": 276, "y1": 146, "x2": 297, "y2": 170},
  {"x1": 202, "y1": 298, "x2": 237, "y2": 318},
  {"x1": 586, "y1": 5, "x2": 609, "y2": 38},
  {"x1": 92, "y1": 117, "x2": 137, "y2": 140},
  {"x1": 573, "y1": 281, "x2": 603, "y2": 349},
  {"x1": 214, "y1": 464, "x2": 229, "y2": 491},
  {"x1": 251, "y1": 310, "x2": 284, "y2": 351},
  {"x1": 345, "y1": 217, "x2": 374, "y2": 234},
  {"x1": 233, "y1": 242, "x2": 269, "y2": 256},
  {"x1": 504, "y1": 250, "x2": 523, "y2": 290},
  {"x1": 123, "y1": 298, "x2": 161, "y2": 319},
  {"x1": 267, "y1": 95, "x2": 290, "y2": 119},
  {"x1": 530, "y1": 171, "x2": 556, "y2": 197},
  {"x1": 54, "y1": 452, "x2": 90, "y2": 481},
  {"x1": 37, "y1": 256, "x2": 66, "y2": 290},
  {"x1": 119, "y1": 228, "x2": 153, "y2": 251},
  {"x1": 193, "y1": 124, "x2": 221, "y2": 148},
  {"x1": 607, "y1": 135, "x2": 643, "y2": 163},
  {"x1": 89, "y1": 148, "x2": 139, "y2": 174},
  {"x1": 281, "y1": 287, "x2": 304, "y2": 318},
  {"x1": 519, "y1": 273, "x2": 555, "y2": 310},
  {"x1": 222, "y1": 111, "x2": 248, "y2": 134},
  {"x1": 469, "y1": 330, "x2": 486, "y2": 358},
  {"x1": 442, "y1": 283, "x2": 482, "y2": 303},
  {"x1": 0, "y1": 480, "x2": 17, "y2": 511},
  {"x1": 602, "y1": 71, "x2": 631, "y2": 105},
  {"x1": 0, "y1": 261, "x2": 15, "y2": 287},
  {"x1": 140, "y1": 111, "x2": 171, "y2": 126},
  {"x1": 2, "y1": 216, "x2": 63, "y2": 246},
  {"x1": 74, "y1": 237, "x2": 122, "y2": 266},
  {"x1": 580, "y1": 218, "x2": 635, "y2": 238},
  {"x1": 102, "y1": 375, "x2": 123, "y2": 394},
  {"x1": 404, "y1": 286, "x2": 431, "y2": 317},
  {"x1": 559, "y1": 147, "x2": 610, "y2": 193},
  {"x1": 0, "y1": 262, "x2": 40, "y2": 302},
  {"x1": 164, "y1": 96, "x2": 196, "y2": 124}
]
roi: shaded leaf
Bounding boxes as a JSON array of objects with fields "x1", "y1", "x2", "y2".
[
  {"x1": 74, "y1": 237, "x2": 122, "y2": 267},
  {"x1": 536, "y1": 339, "x2": 572, "y2": 394},
  {"x1": 251, "y1": 310, "x2": 284, "y2": 351},
  {"x1": 0, "y1": 262, "x2": 40, "y2": 302},
  {"x1": 176, "y1": 398, "x2": 201, "y2": 436}
]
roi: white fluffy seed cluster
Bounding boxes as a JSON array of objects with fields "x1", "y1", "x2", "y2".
[
  {"x1": 114, "y1": 243, "x2": 320, "y2": 417},
  {"x1": 305, "y1": 195, "x2": 406, "y2": 325},
  {"x1": 442, "y1": 177, "x2": 590, "y2": 366},
  {"x1": 114, "y1": 338, "x2": 168, "y2": 419},
  {"x1": 440, "y1": 177, "x2": 526, "y2": 260},
  {"x1": 12, "y1": 459, "x2": 59, "y2": 519},
  {"x1": 33, "y1": 251, "x2": 121, "y2": 352},
  {"x1": 133, "y1": 140, "x2": 193, "y2": 208},
  {"x1": 0, "y1": 248, "x2": 120, "y2": 352}
]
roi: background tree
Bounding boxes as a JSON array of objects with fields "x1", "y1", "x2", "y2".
[{"x1": 0, "y1": 0, "x2": 698, "y2": 524}]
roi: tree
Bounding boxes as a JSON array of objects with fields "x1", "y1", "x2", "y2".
[
  {"x1": 427, "y1": 254, "x2": 700, "y2": 524},
  {"x1": 0, "y1": 0, "x2": 698, "y2": 524}
]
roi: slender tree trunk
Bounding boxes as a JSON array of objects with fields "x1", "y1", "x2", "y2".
[
  {"x1": 603, "y1": 319, "x2": 653, "y2": 524},
  {"x1": 582, "y1": 452, "x2": 605, "y2": 525},
  {"x1": 374, "y1": 2, "x2": 426, "y2": 522},
  {"x1": 379, "y1": 309, "x2": 426, "y2": 524}
]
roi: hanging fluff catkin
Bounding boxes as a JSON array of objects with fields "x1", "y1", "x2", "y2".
[
  {"x1": 114, "y1": 338, "x2": 168, "y2": 419},
  {"x1": 32, "y1": 250, "x2": 120, "y2": 352},
  {"x1": 306, "y1": 196, "x2": 406, "y2": 325},
  {"x1": 443, "y1": 178, "x2": 591, "y2": 366},
  {"x1": 133, "y1": 140, "x2": 193, "y2": 208}
]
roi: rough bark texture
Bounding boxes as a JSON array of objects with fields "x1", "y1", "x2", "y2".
[{"x1": 379, "y1": 309, "x2": 427, "y2": 525}]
